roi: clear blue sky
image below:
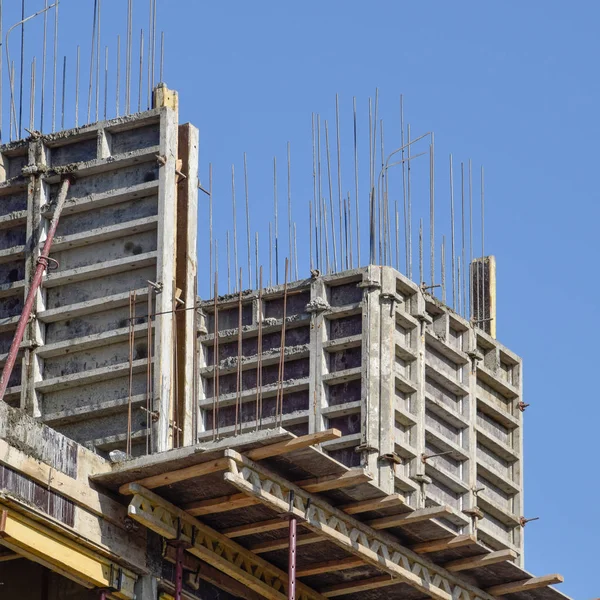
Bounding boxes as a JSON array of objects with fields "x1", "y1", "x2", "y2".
[{"x1": 4, "y1": 1, "x2": 596, "y2": 596}]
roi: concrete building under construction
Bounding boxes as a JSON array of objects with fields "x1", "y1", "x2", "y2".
[{"x1": 0, "y1": 87, "x2": 568, "y2": 600}]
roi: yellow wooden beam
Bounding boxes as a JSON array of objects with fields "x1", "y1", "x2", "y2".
[
  {"x1": 338, "y1": 494, "x2": 405, "y2": 515},
  {"x1": 367, "y1": 506, "x2": 453, "y2": 530},
  {"x1": 0, "y1": 508, "x2": 136, "y2": 599}
]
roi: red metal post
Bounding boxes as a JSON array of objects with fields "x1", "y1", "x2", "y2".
[
  {"x1": 174, "y1": 544, "x2": 185, "y2": 600},
  {"x1": 0, "y1": 176, "x2": 72, "y2": 401},
  {"x1": 288, "y1": 516, "x2": 297, "y2": 600}
]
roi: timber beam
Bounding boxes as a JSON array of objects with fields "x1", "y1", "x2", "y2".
[
  {"x1": 222, "y1": 449, "x2": 497, "y2": 600},
  {"x1": 338, "y1": 494, "x2": 405, "y2": 515},
  {"x1": 183, "y1": 493, "x2": 259, "y2": 516},
  {"x1": 486, "y1": 574, "x2": 564, "y2": 595},
  {"x1": 321, "y1": 575, "x2": 397, "y2": 597},
  {"x1": 123, "y1": 482, "x2": 326, "y2": 600},
  {"x1": 411, "y1": 534, "x2": 478, "y2": 554},
  {"x1": 296, "y1": 557, "x2": 365, "y2": 578},
  {"x1": 445, "y1": 549, "x2": 518, "y2": 573}
]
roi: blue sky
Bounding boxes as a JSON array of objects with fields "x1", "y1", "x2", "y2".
[{"x1": 3, "y1": 1, "x2": 597, "y2": 596}]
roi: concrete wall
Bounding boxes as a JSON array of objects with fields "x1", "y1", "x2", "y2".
[
  {"x1": 197, "y1": 264, "x2": 524, "y2": 560},
  {"x1": 0, "y1": 88, "x2": 198, "y2": 456}
]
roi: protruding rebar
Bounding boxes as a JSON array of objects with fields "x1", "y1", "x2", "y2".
[
  {"x1": 419, "y1": 218, "x2": 423, "y2": 285},
  {"x1": 450, "y1": 154, "x2": 456, "y2": 309},
  {"x1": 87, "y1": 0, "x2": 98, "y2": 124},
  {"x1": 160, "y1": 31, "x2": 164, "y2": 83},
  {"x1": 39, "y1": 0, "x2": 46, "y2": 133},
  {"x1": 325, "y1": 120, "x2": 337, "y2": 272},
  {"x1": 226, "y1": 230, "x2": 231, "y2": 295},
  {"x1": 75, "y1": 45, "x2": 80, "y2": 126},
  {"x1": 95, "y1": 0, "x2": 101, "y2": 121},
  {"x1": 407, "y1": 123, "x2": 412, "y2": 279},
  {"x1": 19, "y1": 0, "x2": 25, "y2": 139},
  {"x1": 335, "y1": 94, "x2": 343, "y2": 269},
  {"x1": 441, "y1": 236, "x2": 446, "y2": 304},
  {"x1": 103, "y1": 47, "x2": 108, "y2": 120},
  {"x1": 468, "y1": 159, "x2": 472, "y2": 319},
  {"x1": 61, "y1": 55, "x2": 66, "y2": 129},
  {"x1": 353, "y1": 97, "x2": 360, "y2": 267},
  {"x1": 116, "y1": 35, "x2": 121, "y2": 116},
  {"x1": 209, "y1": 163, "x2": 213, "y2": 294},
  {"x1": 125, "y1": 0, "x2": 132, "y2": 113},
  {"x1": 52, "y1": 0, "x2": 58, "y2": 131},
  {"x1": 429, "y1": 133, "x2": 435, "y2": 292},
  {"x1": 29, "y1": 56, "x2": 35, "y2": 132},
  {"x1": 287, "y1": 142, "x2": 292, "y2": 280},
  {"x1": 481, "y1": 165, "x2": 485, "y2": 326},
  {"x1": 273, "y1": 157, "x2": 279, "y2": 284},
  {"x1": 244, "y1": 153, "x2": 251, "y2": 289},
  {"x1": 231, "y1": 165, "x2": 238, "y2": 292},
  {"x1": 138, "y1": 29, "x2": 144, "y2": 113}
]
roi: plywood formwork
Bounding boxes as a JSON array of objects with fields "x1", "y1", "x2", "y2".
[
  {"x1": 197, "y1": 265, "x2": 524, "y2": 559},
  {"x1": 0, "y1": 85, "x2": 198, "y2": 455}
]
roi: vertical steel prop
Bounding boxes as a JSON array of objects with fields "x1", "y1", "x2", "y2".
[
  {"x1": 0, "y1": 175, "x2": 73, "y2": 401},
  {"x1": 174, "y1": 543, "x2": 184, "y2": 600},
  {"x1": 287, "y1": 490, "x2": 297, "y2": 600}
]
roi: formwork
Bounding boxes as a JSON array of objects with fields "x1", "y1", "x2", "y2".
[
  {"x1": 198, "y1": 265, "x2": 524, "y2": 559},
  {"x1": 0, "y1": 86, "x2": 198, "y2": 455}
]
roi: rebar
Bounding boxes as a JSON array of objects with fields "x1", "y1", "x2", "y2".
[
  {"x1": 335, "y1": 94, "x2": 343, "y2": 269},
  {"x1": 325, "y1": 120, "x2": 337, "y2": 272},
  {"x1": 450, "y1": 154, "x2": 456, "y2": 309},
  {"x1": 353, "y1": 97, "x2": 360, "y2": 267},
  {"x1": 29, "y1": 56, "x2": 35, "y2": 132},
  {"x1": 232, "y1": 165, "x2": 238, "y2": 292},
  {"x1": 75, "y1": 45, "x2": 80, "y2": 126},
  {"x1": 19, "y1": 0, "x2": 24, "y2": 139},
  {"x1": 244, "y1": 153, "x2": 251, "y2": 289},
  {"x1": 61, "y1": 55, "x2": 66, "y2": 129},
  {"x1": 274, "y1": 157, "x2": 279, "y2": 284}
]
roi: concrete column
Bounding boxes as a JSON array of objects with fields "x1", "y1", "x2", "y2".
[
  {"x1": 358, "y1": 265, "x2": 381, "y2": 476},
  {"x1": 307, "y1": 277, "x2": 328, "y2": 436},
  {"x1": 134, "y1": 575, "x2": 158, "y2": 600},
  {"x1": 410, "y1": 289, "x2": 432, "y2": 507},
  {"x1": 154, "y1": 104, "x2": 179, "y2": 453},
  {"x1": 377, "y1": 267, "x2": 399, "y2": 494}
]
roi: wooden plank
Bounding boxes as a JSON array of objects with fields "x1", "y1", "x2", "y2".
[
  {"x1": 294, "y1": 469, "x2": 371, "y2": 493},
  {"x1": 0, "y1": 552, "x2": 21, "y2": 562},
  {"x1": 183, "y1": 493, "x2": 259, "y2": 516},
  {"x1": 445, "y1": 549, "x2": 518, "y2": 573},
  {"x1": 338, "y1": 494, "x2": 405, "y2": 515},
  {"x1": 321, "y1": 575, "x2": 397, "y2": 597},
  {"x1": 222, "y1": 518, "x2": 286, "y2": 539},
  {"x1": 119, "y1": 457, "x2": 229, "y2": 494},
  {"x1": 251, "y1": 533, "x2": 323, "y2": 554},
  {"x1": 411, "y1": 534, "x2": 477, "y2": 554},
  {"x1": 486, "y1": 574, "x2": 564, "y2": 596},
  {"x1": 367, "y1": 505, "x2": 452, "y2": 530},
  {"x1": 245, "y1": 429, "x2": 341, "y2": 461},
  {"x1": 297, "y1": 557, "x2": 365, "y2": 578}
]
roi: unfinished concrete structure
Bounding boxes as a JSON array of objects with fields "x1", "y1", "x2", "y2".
[
  {"x1": 0, "y1": 88, "x2": 568, "y2": 600},
  {"x1": 198, "y1": 265, "x2": 524, "y2": 559}
]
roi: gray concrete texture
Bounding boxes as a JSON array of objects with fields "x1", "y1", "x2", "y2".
[
  {"x1": 198, "y1": 265, "x2": 524, "y2": 560},
  {"x1": 0, "y1": 88, "x2": 198, "y2": 456}
]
